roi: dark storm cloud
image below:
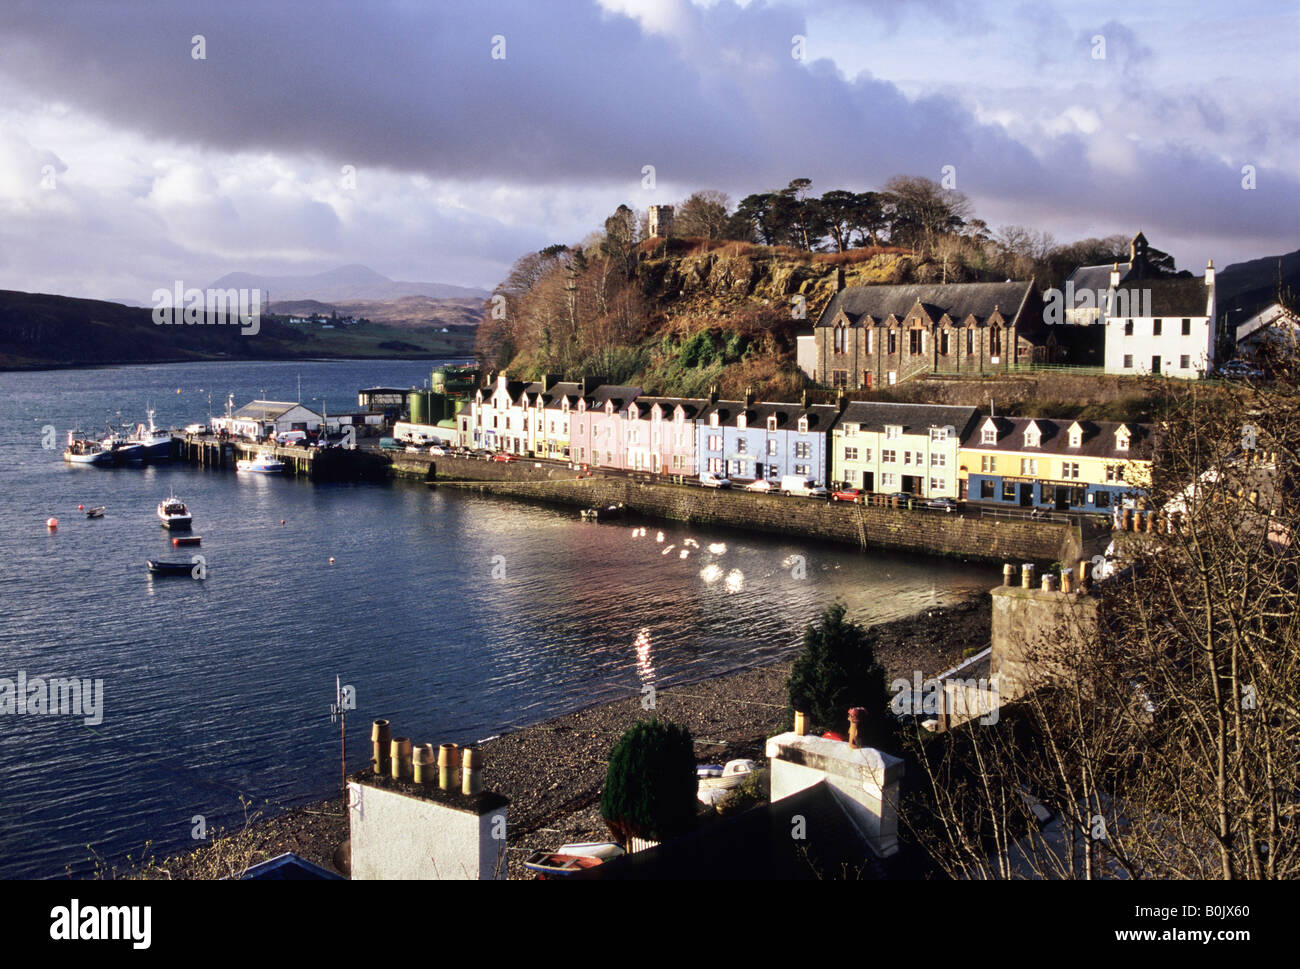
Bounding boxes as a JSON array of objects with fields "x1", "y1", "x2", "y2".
[{"x1": 0, "y1": 0, "x2": 1295, "y2": 249}]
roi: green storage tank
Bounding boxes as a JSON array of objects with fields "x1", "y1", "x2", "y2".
[{"x1": 408, "y1": 390, "x2": 430, "y2": 425}]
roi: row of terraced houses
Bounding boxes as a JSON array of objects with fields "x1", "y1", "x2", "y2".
[{"x1": 460, "y1": 374, "x2": 1155, "y2": 514}]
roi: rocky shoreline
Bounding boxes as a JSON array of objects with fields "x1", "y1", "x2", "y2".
[{"x1": 128, "y1": 593, "x2": 992, "y2": 880}]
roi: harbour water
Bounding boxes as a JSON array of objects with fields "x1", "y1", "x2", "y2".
[{"x1": 0, "y1": 359, "x2": 995, "y2": 878}]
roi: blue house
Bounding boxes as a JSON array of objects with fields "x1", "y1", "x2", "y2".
[{"x1": 695, "y1": 392, "x2": 842, "y2": 485}]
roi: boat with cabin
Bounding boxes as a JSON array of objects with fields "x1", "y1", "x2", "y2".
[
  {"x1": 236, "y1": 452, "x2": 286, "y2": 474},
  {"x1": 129, "y1": 408, "x2": 172, "y2": 462},
  {"x1": 157, "y1": 494, "x2": 193, "y2": 530},
  {"x1": 63, "y1": 433, "x2": 112, "y2": 466}
]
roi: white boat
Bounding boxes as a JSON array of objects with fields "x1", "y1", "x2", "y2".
[
  {"x1": 63, "y1": 434, "x2": 112, "y2": 466},
  {"x1": 557, "y1": 841, "x2": 625, "y2": 861},
  {"x1": 697, "y1": 759, "x2": 758, "y2": 792},
  {"x1": 236, "y1": 453, "x2": 285, "y2": 474},
  {"x1": 157, "y1": 494, "x2": 192, "y2": 530}
]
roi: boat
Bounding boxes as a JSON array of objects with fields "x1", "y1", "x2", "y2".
[
  {"x1": 557, "y1": 842, "x2": 625, "y2": 861},
  {"x1": 85, "y1": 506, "x2": 105, "y2": 519},
  {"x1": 157, "y1": 495, "x2": 193, "y2": 530},
  {"x1": 172, "y1": 536, "x2": 201, "y2": 547},
  {"x1": 147, "y1": 559, "x2": 200, "y2": 577},
  {"x1": 522, "y1": 850, "x2": 607, "y2": 878},
  {"x1": 697, "y1": 759, "x2": 758, "y2": 792},
  {"x1": 63, "y1": 434, "x2": 112, "y2": 466},
  {"x1": 580, "y1": 503, "x2": 626, "y2": 521},
  {"x1": 128, "y1": 408, "x2": 172, "y2": 462},
  {"x1": 236, "y1": 453, "x2": 285, "y2": 474},
  {"x1": 101, "y1": 417, "x2": 144, "y2": 463}
]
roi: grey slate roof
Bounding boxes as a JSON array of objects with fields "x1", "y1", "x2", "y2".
[
  {"x1": 835, "y1": 401, "x2": 980, "y2": 437},
  {"x1": 815, "y1": 281, "x2": 1035, "y2": 329},
  {"x1": 232, "y1": 400, "x2": 318, "y2": 420},
  {"x1": 963, "y1": 416, "x2": 1155, "y2": 460},
  {"x1": 586, "y1": 384, "x2": 642, "y2": 410},
  {"x1": 1067, "y1": 262, "x2": 1132, "y2": 294},
  {"x1": 1113, "y1": 277, "x2": 1210, "y2": 318},
  {"x1": 628, "y1": 396, "x2": 710, "y2": 420}
]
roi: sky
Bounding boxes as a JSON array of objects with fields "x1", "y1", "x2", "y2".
[{"x1": 0, "y1": 0, "x2": 1296, "y2": 302}]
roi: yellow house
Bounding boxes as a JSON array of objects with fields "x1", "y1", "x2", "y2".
[{"x1": 958, "y1": 416, "x2": 1154, "y2": 513}]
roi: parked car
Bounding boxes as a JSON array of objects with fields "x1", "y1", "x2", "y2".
[
  {"x1": 925, "y1": 497, "x2": 958, "y2": 513},
  {"x1": 832, "y1": 488, "x2": 863, "y2": 504},
  {"x1": 183, "y1": 422, "x2": 209, "y2": 435},
  {"x1": 699, "y1": 472, "x2": 731, "y2": 488},
  {"x1": 744, "y1": 479, "x2": 774, "y2": 493},
  {"x1": 491, "y1": 453, "x2": 516, "y2": 463},
  {"x1": 890, "y1": 492, "x2": 915, "y2": 506},
  {"x1": 404, "y1": 444, "x2": 423, "y2": 453},
  {"x1": 781, "y1": 475, "x2": 829, "y2": 497},
  {"x1": 1216, "y1": 359, "x2": 1264, "y2": 379},
  {"x1": 428, "y1": 446, "x2": 447, "y2": 456}
]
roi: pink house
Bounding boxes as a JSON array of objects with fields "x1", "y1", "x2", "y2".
[
  {"x1": 625, "y1": 396, "x2": 708, "y2": 476},
  {"x1": 570, "y1": 384, "x2": 640, "y2": 469}
]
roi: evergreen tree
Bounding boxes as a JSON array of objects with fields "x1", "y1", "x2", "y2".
[
  {"x1": 600, "y1": 718, "x2": 698, "y2": 845},
  {"x1": 786, "y1": 602, "x2": 892, "y2": 747}
]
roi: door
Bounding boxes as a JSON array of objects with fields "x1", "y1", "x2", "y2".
[
  {"x1": 862, "y1": 471, "x2": 874, "y2": 492},
  {"x1": 753, "y1": 462, "x2": 763, "y2": 480},
  {"x1": 1019, "y1": 483, "x2": 1033, "y2": 507},
  {"x1": 1055, "y1": 486, "x2": 1070, "y2": 511},
  {"x1": 1151, "y1": 356, "x2": 1161, "y2": 374}
]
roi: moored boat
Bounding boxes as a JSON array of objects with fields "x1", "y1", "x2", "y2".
[
  {"x1": 236, "y1": 452, "x2": 285, "y2": 474},
  {"x1": 172, "y1": 535, "x2": 201, "y2": 547},
  {"x1": 85, "y1": 506, "x2": 106, "y2": 519},
  {"x1": 157, "y1": 495, "x2": 193, "y2": 530},
  {"x1": 147, "y1": 559, "x2": 200, "y2": 577},
  {"x1": 129, "y1": 408, "x2": 172, "y2": 462},
  {"x1": 63, "y1": 434, "x2": 112, "y2": 466},
  {"x1": 522, "y1": 850, "x2": 607, "y2": 878}
]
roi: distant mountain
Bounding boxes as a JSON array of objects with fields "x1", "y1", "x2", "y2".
[
  {"x1": 273, "y1": 295, "x2": 483, "y2": 329},
  {"x1": 1217, "y1": 248, "x2": 1300, "y2": 330},
  {"x1": 208, "y1": 264, "x2": 490, "y2": 303}
]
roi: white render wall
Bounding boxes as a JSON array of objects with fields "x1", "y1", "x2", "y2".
[
  {"x1": 348, "y1": 781, "x2": 508, "y2": 880},
  {"x1": 1105, "y1": 315, "x2": 1214, "y2": 378}
]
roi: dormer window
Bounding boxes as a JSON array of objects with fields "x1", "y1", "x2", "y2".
[
  {"x1": 1024, "y1": 423, "x2": 1041, "y2": 448},
  {"x1": 929, "y1": 427, "x2": 948, "y2": 442},
  {"x1": 798, "y1": 417, "x2": 809, "y2": 434},
  {"x1": 885, "y1": 425, "x2": 901, "y2": 440},
  {"x1": 767, "y1": 415, "x2": 778, "y2": 432},
  {"x1": 1068, "y1": 423, "x2": 1082, "y2": 448},
  {"x1": 980, "y1": 424, "x2": 996, "y2": 445},
  {"x1": 710, "y1": 413, "x2": 719, "y2": 428},
  {"x1": 737, "y1": 414, "x2": 747, "y2": 431},
  {"x1": 1116, "y1": 427, "x2": 1130, "y2": 451}
]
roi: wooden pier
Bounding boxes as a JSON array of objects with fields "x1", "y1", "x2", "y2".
[{"x1": 172, "y1": 435, "x2": 389, "y2": 481}]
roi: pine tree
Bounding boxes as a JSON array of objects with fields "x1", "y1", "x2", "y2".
[
  {"x1": 786, "y1": 602, "x2": 892, "y2": 746},
  {"x1": 600, "y1": 718, "x2": 698, "y2": 846}
]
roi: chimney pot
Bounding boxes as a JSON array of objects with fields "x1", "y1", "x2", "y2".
[
  {"x1": 847, "y1": 707, "x2": 866, "y2": 748},
  {"x1": 793, "y1": 710, "x2": 808, "y2": 736},
  {"x1": 390, "y1": 737, "x2": 413, "y2": 780},
  {"x1": 461, "y1": 747, "x2": 484, "y2": 795},
  {"x1": 1041, "y1": 574, "x2": 1058, "y2": 592},
  {"x1": 413, "y1": 743, "x2": 435, "y2": 786},
  {"x1": 438, "y1": 743, "x2": 460, "y2": 791},
  {"x1": 1060, "y1": 568, "x2": 1074, "y2": 593},
  {"x1": 371, "y1": 719, "x2": 391, "y2": 775},
  {"x1": 1021, "y1": 563, "x2": 1036, "y2": 588},
  {"x1": 1002, "y1": 563, "x2": 1016, "y2": 586}
]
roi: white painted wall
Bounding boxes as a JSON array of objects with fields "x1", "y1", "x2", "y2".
[
  {"x1": 348, "y1": 781, "x2": 508, "y2": 880},
  {"x1": 1105, "y1": 315, "x2": 1214, "y2": 377}
]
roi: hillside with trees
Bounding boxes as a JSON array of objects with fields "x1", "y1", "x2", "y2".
[{"x1": 475, "y1": 175, "x2": 1149, "y2": 399}]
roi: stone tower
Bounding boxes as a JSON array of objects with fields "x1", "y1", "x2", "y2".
[{"x1": 648, "y1": 205, "x2": 675, "y2": 239}]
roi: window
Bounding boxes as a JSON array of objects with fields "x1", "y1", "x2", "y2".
[
  {"x1": 798, "y1": 417, "x2": 809, "y2": 434},
  {"x1": 903, "y1": 451, "x2": 912, "y2": 465},
  {"x1": 887, "y1": 330, "x2": 897, "y2": 354},
  {"x1": 737, "y1": 414, "x2": 747, "y2": 431},
  {"x1": 966, "y1": 328, "x2": 974, "y2": 354},
  {"x1": 991, "y1": 326, "x2": 1002, "y2": 356},
  {"x1": 767, "y1": 415, "x2": 778, "y2": 432},
  {"x1": 549, "y1": 422, "x2": 555, "y2": 433},
  {"x1": 1024, "y1": 425, "x2": 1040, "y2": 448},
  {"x1": 981, "y1": 427, "x2": 996, "y2": 445},
  {"x1": 883, "y1": 449, "x2": 897, "y2": 463},
  {"x1": 882, "y1": 473, "x2": 896, "y2": 488},
  {"x1": 505, "y1": 417, "x2": 511, "y2": 430},
  {"x1": 1181, "y1": 318, "x2": 1191, "y2": 335},
  {"x1": 1069, "y1": 426, "x2": 1081, "y2": 447},
  {"x1": 1123, "y1": 354, "x2": 1133, "y2": 369},
  {"x1": 1020, "y1": 458, "x2": 1038, "y2": 475},
  {"x1": 710, "y1": 413, "x2": 719, "y2": 428},
  {"x1": 1180, "y1": 355, "x2": 1190, "y2": 369},
  {"x1": 1106, "y1": 464, "x2": 1126, "y2": 482},
  {"x1": 794, "y1": 442, "x2": 810, "y2": 459},
  {"x1": 863, "y1": 448, "x2": 872, "y2": 462},
  {"x1": 940, "y1": 330, "x2": 950, "y2": 355},
  {"x1": 845, "y1": 447, "x2": 859, "y2": 461},
  {"x1": 794, "y1": 464, "x2": 810, "y2": 476},
  {"x1": 1153, "y1": 318, "x2": 1162, "y2": 336},
  {"x1": 1116, "y1": 431, "x2": 1130, "y2": 451},
  {"x1": 736, "y1": 438, "x2": 747, "y2": 454},
  {"x1": 866, "y1": 330, "x2": 873, "y2": 353},
  {"x1": 1124, "y1": 319, "x2": 1134, "y2": 336},
  {"x1": 981, "y1": 455, "x2": 996, "y2": 473},
  {"x1": 930, "y1": 453, "x2": 946, "y2": 467},
  {"x1": 885, "y1": 425, "x2": 901, "y2": 440},
  {"x1": 708, "y1": 457, "x2": 724, "y2": 473},
  {"x1": 909, "y1": 330, "x2": 923, "y2": 354},
  {"x1": 834, "y1": 325, "x2": 846, "y2": 354},
  {"x1": 929, "y1": 477, "x2": 945, "y2": 492},
  {"x1": 1094, "y1": 491, "x2": 1110, "y2": 508},
  {"x1": 831, "y1": 370, "x2": 848, "y2": 388},
  {"x1": 845, "y1": 423, "x2": 859, "y2": 436},
  {"x1": 1002, "y1": 481, "x2": 1017, "y2": 501},
  {"x1": 708, "y1": 435, "x2": 722, "y2": 451},
  {"x1": 579, "y1": 448, "x2": 585, "y2": 461},
  {"x1": 767, "y1": 439, "x2": 777, "y2": 455},
  {"x1": 1062, "y1": 462, "x2": 1080, "y2": 479},
  {"x1": 929, "y1": 427, "x2": 949, "y2": 441}
]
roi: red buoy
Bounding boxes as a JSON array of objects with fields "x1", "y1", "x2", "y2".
[{"x1": 46, "y1": 517, "x2": 58, "y2": 530}]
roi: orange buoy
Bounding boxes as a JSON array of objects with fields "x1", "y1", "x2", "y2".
[{"x1": 46, "y1": 517, "x2": 58, "y2": 529}]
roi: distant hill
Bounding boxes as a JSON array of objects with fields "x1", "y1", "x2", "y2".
[
  {"x1": 208, "y1": 264, "x2": 490, "y2": 303},
  {"x1": 273, "y1": 294, "x2": 484, "y2": 329},
  {"x1": 1217, "y1": 248, "x2": 1300, "y2": 331},
  {"x1": 0, "y1": 289, "x2": 476, "y2": 370}
]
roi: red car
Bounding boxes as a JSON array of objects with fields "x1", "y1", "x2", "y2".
[
  {"x1": 491, "y1": 453, "x2": 516, "y2": 463},
  {"x1": 832, "y1": 488, "x2": 863, "y2": 503}
]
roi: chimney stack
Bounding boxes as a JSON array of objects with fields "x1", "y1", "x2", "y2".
[
  {"x1": 1109, "y1": 262, "x2": 1121, "y2": 290},
  {"x1": 743, "y1": 385, "x2": 755, "y2": 407},
  {"x1": 413, "y1": 743, "x2": 435, "y2": 786},
  {"x1": 1205, "y1": 258, "x2": 1215, "y2": 289},
  {"x1": 391, "y1": 737, "x2": 412, "y2": 780},
  {"x1": 834, "y1": 266, "x2": 846, "y2": 292}
]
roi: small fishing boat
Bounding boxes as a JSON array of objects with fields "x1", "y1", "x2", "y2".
[
  {"x1": 129, "y1": 408, "x2": 172, "y2": 462},
  {"x1": 697, "y1": 759, "x2": 758, "y2": 805},
  {"x1": 101, "y1": 418, "x2": 144, "y2": 463},
  {"x1": 157, "y1": 495, "x2": 193, "y2": 530},
  {"x1": 522, "y1": 850, "x2": 607, "y2": 879},
  {"x1": 236, "y1": 453, "x2": 285, "y2": 474},
  {"x1": 172, "y1": 536, "x2": 201, "y2": 547},
  {"x1": 85, "y1": 506, "x2": 106, "y2": 519},
  {"x1": 63, "y1": 433, "x2": 113, "y2": 466},
  {"x1": 147, "y1": 559, "x2": 200, "y2": 577}
]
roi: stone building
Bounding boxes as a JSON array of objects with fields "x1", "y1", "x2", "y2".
[
  {"x1": 647, "y1": 205, "x2": 674, "y2": 239},
  {"x1": 807, "y1": 279, "x2": 1047, "y2": 389}
]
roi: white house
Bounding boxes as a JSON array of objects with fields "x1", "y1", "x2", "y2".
[
  {"x1": 215, "y1": 400, "x2": 323, "y2": 439},
  {"x1": 1236, "y1": 302, "x2": 1299, "y2": 358},
  {"x1": 1104, "y1": 262, "x2": 1216, "y2": 378}
]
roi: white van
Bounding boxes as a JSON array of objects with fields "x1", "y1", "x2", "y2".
[
  {"x1": 275, "y1": 430, "x2": 308, "y2": 447},
  {"x1": 781, "y1": 474, "x2": 829, "y2": 497}
]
